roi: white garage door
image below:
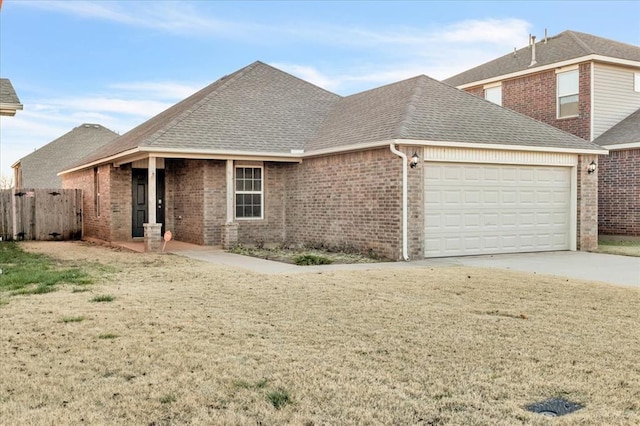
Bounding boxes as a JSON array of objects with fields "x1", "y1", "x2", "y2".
[{"x1": 424, "y1": 162, "x2": 571, "y2": 257}]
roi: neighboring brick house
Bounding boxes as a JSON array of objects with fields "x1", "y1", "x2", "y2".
[
  {"x1": 0, "y1": 78, "x2": 23, "y2": 116},
  {"x1": 444, "y1": 30, "x2": 640, "y2": 237},
  {"x1": 60, "y1": 61, "x2": 605, "y2": 259},
  {"x1": 12, "y1": 124, "x2": 119, "y2": 189}
]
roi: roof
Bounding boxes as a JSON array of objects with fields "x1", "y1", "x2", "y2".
[
  {"x1": 0, "y1": 78, "x2": 24, "y2": 116},
  {"x1": 64, "y1": 61, "x2": 604, "y2": 173},
  {"x1": 16, "y1": 124, "x2": 119, "y2": 188},
  {"x1": 308, "y1": 74, "x2": 603, "y2": 152},
  {"x1": 74, "y1": 61, "x2": 340, "y2": 167},
  {"x1": 443, "y1": 30, "x2": 640, "y2": 87},
  {"x1": 592, "y1": 108, "x2": 640, "y2": 148}
]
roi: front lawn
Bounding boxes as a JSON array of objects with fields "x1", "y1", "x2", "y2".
[{"x1": 1, "y1": 242, "x2": 638, "y2": 425}]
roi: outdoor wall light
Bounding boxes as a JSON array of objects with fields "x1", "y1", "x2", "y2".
[
  {"x1": 587, "y1": 160, "x2": 597, "y2": 174},
  {"x1": 410, "y1": 152, "x2": 419, "y2": 168}
]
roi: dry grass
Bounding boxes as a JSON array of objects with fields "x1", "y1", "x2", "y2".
[{"x1": 1, "y1": 241, "x2": 639, "y2": 425}]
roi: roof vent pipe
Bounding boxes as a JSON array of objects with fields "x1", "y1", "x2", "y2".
[
  {"x1": 544, "y1": 28, "x2": 548, "y2": 43},
  {"x1": 529, "y1": 35, "x2": 537, "y2": 67}
]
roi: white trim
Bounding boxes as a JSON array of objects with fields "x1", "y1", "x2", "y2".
[
  {"x1": 483, "y1": 81, "x2": 502, "y2": 89},
  {"x1": 58, "y1": 148, "x2": 301, "y2": 175},
  {"x1": 58, "y1": 147, "x2": 142, "y2": 175},
  {"x1": 555, "y1": 64, "x2": 579, "y2": 74},
  {"x1": 391, "y1": 139, "x2": 608, "y2": 155},
  {"x1": 423, "y1": 146, "x2": 578, "y2": 166},
  {"x1": 599, "y1": 142, "x2": 640, "y2": 150},
  {"x1": 590, "y1": 62, "x2": 595, "y2": 141},
  {"x1": 234, "y1": 165, "x2": 264, "y2": 220},
  {"x1": 570, "y1": 165, "x2": 577, "y2": 251},
  {"x1": 148, "y1": 156, "x2": 157, "y2": 224},
  {"x1": 557, "y1": 68, "x2": 579, "y2": 119},
  {"x1": 389, "y1": 144, "x2": 409, "y2": 261},
  {"x1": 455, "y1": 54, "x2": 640, "y2": 89},
  {"x1": 226, "y1": 160, "x2": 234, "y2": 223},
  {"x1": 59, "y1": 137, "x2": 608, "y2": 176}
]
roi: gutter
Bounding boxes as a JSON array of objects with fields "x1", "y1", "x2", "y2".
[{"x1": 389, "y1": 144, "x2": 409, "y2": 261}]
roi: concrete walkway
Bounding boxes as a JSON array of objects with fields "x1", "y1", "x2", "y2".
[
  {"x1": 435, "y1": 251, "x2": 640, "y2": 288},
  {"x1": 164, "y1": 244, "x2": 639, "y2": 288}
]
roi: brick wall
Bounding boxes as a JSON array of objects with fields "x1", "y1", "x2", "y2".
[
  {"x1": 577, "y1": 154, "x2": 599, "y2": 250},
  {"x1": 62, "y1": 164, "x2": 128, "y2": 242},
  {"x1": 237, "y1": 162, "x2": 287, "y2": 245},
  {"x1": 465, "y1": 63, "x2": 592, "y2": 140},
  {"x1": 167, "y1": 159, "x2": 206, "y2": 245},
  {"x1": 203, "y1": 160, "x2": 226, "y2": 245},
  {"x1": 598, "y1": 148, "x2": 640, "y2": 236},
  {"x1": 285, "y1": 148, "x2": 404, "y2": 260},
  {"x1": 110, "y1": 165, "x2": 131, "y2": 241}
]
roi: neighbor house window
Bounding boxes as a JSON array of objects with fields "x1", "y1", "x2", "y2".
[
  {"x1": 557, "y1": 69, "x2": 579, "y2": 118},
  {"x1": 635, "y1": 73, "x2": 640, "y2": 92},
  {"x1": 235, "y1": 166, "x2": 263, "y2": 219},
  {"x1": 93, "y1": 167, "x2": 101, "y2": 217},
  {"x1": 484, "y1": 85, "x2": 502, "y2": 106}
]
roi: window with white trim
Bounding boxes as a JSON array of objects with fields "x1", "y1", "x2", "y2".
[
  {"x1": 235, "y1": 166, "x2": 263, "y2": 219},
  {"x1": 557, "y1": 69, "x2": 579, "y2": 118},
  {"x1": 635, "y1": 73, "x2": 640, "y2": 92},
  {"x1": 484, "y1": 85, "x2": 502, "y2": 106}
]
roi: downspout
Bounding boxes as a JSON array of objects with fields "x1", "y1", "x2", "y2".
[{"x1": 389, "y1": 144, "x2": 409, "y2": 261}]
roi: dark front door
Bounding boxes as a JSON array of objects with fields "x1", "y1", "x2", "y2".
[{"x1": 132, "y1": 168, "x2": 165, "y2": 238}]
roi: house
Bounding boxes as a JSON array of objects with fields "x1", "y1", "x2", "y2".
[
  {"x1": 593, "y1": 108, "x2": 640, "y2": 236},
  {"x1": 13, "y1": 124, "x2": 119, "y2": 189},
  {"x1": 59, "y1": 61, "x2": 605, "y2": 259},
  {"x1": 443, "y1": 30, "x2": 640, "y2": 237},
  {"x1": 0, "y1": 78, "x2": 23, "y2": 116}
]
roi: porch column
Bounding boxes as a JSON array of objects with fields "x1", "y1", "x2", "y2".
[
  {"x1": 144, "y1": 156, "x2": 162, "y2": 252},
  {"x1": 222, "y1": 159, "x2": 239, "y2": 249},
  {"x1": 148, "y1": 156, "x2": 157, "y2": 224},
  {"x1": 226, "y1": 159, "x2": 234, "y2": 223}
]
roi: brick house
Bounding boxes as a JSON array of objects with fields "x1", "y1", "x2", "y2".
[
  {"x1": 12, "y1": 124, "x2": 118, "y2": 189},
  {"x1": 60, "y1": 61, "x2": 605, "y2": 259},
  {"x1": 444, "y1": 30, "x2": 640, "y2": 237}
]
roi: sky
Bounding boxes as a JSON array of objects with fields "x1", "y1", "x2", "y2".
[{"x1": 1, "y1": 1, "x2": 639, "y2": 181}]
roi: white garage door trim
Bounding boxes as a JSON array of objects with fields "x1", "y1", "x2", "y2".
[{"x1": 424, "y1": 158, "x2": 577, "y2": 258}]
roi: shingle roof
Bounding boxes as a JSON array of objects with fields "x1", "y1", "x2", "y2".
[
  {"x1": 592, "y1": 108, "x2": 640, "y2": 146},
  {"x1": 443, "y1": 30, "x2": 640, "y2": 87},
  {"x1": 308, "y1": 74, "x2": 602, "y2": 151},
  {"x1": 0, "y1": 78, "x2": 21, "y2": 104},
  {"x1": 66, "y1": 61, "x2": 603, "y2": 172},
  {"x1": 74, "y1": 61, "x2": 340, "y2": 167},
  {"x1": 18, "y1": 124, "x2": 118, "y2": 188},
  {"x1": 0, "y1": 78, "x2": 23, "y2": 114}
]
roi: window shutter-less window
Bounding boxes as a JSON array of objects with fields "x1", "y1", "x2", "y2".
[{"x1": 557, "y1": 70, "x2": 579, "y2": 118}]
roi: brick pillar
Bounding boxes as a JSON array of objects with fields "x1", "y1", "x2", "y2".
[
  {"x1": 221, "y1": 223, "x2": 239, "y2": 249},
  {"x1": 577, "y1": 155, "x2": 599, "y2": 251},
  {"x1": 143, "y1": 223, "x2": 163, "y2": 252}
]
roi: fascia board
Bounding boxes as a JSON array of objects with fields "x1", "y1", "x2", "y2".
[{"x1": 455, "y1": 55, "x2": 640, "y2": 89}]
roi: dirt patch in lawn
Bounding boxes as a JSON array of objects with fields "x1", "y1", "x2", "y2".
[
  {"x1": 1, "y1": 241, "x2": 639, "y2": 425},
  {"x1": 596, "y1": 238, "x2": 640, "y2": 257},
  {"x1": 229, "y1": 244, "x2": 386, "y2": 265}
]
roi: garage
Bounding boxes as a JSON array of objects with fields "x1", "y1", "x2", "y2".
[{"x1": 424, "y1": 162, "x2": 572, "y2": 257}]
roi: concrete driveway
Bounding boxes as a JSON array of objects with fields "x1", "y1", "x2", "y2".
[{"x1": 435, "y1": 251, "x2": 640, "y2": 288}]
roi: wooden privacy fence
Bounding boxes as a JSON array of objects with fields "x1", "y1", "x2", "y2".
[{"x1": 0, "y1": 189, "x2": 82, "y2": 241}]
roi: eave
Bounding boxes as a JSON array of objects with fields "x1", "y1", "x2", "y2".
[{"x1": 455, "y1": 54, "x2": 640, "y2": 90}]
